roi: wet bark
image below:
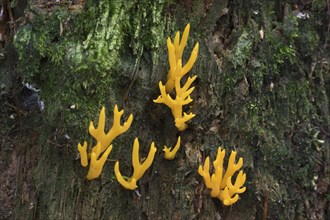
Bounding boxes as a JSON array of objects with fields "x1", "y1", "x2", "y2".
[{"x1": 1, "y1": 0, "x2": 329, "y2": 219}]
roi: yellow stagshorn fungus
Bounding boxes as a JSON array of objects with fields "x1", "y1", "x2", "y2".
[
  {"x1": 78, "y1": 105, "x2": 133, "y2": 180},
  {"x1": 115, "y1": 138, "x2": 157, "y2": 190},
  {"x1": 89, "y1": 105, "x2": 133, "y2": 154},
  {"x1": 154, "y1": 24, "x2": 198, "y2": 132},
  {"x1": 198, "y1": 147, "x2": 246, "y2": 206},
  {"x1": 86, "y1": 142, "x2": 113, "y2": 180},
  {"x1": 164, "y1": 23, "x2": 199, "y2": 93},
  {"x1": 163, "y1": 136, "x2": 181, "y2": 160},
  {"x1": 78, "y1": 141, "x2": 88, "y2": 167},
  {"x1": 154, "y1": 75, "x2": 197, "y2": 131}
]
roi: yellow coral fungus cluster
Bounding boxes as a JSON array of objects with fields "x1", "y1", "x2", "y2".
[
  {"x1": 78, "y1": 105, "x2": 157, "y2": 190},
  {"x1": 76, "y1": 24, "x2": 248, "y2": 206},
  {"x1": 114, "y1": 138, "x2": 157, "y2": 190},
  {"x1": 154, "y1": 24, "x2": 199, "y2": 160},
  {"x1": 154, "y1": 23, "x2": 199, "y2": 132},
  {"x1": 198, "y1": 147, "x2": 246, "y2": 206},
  {"x1": 78, "y1": 105, "x2": 133, "y2": 180}
]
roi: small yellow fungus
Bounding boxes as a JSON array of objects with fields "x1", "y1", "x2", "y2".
[
  {"x1": 154, "y1": 75, "x2": 197, "y2": 131},
  {"x1": 198, "y1": 147, "x2": 246, "y2": 206},
  {"x1": 154, "y1": 24, "x2": 198, "y2": 131},
  {"x1": 89, "y1": 105, "x2": 133, "y2": 153},
  {"x1": 114, "y1": 162, "x2": 138, "y2": 190},
  {"x1": 114, "y1": 138, "x2": 157, "y2": 190},
  {"x1": 78, "y1": 141, "x2": 88, "y2": 167},
  {"x1": 78, "y1": 105, "x2": 133, "y2": 180},
  {"x1": 164, "y1": 23, "x2": 199, "y2": 93},
  {"x1": 86, "y1": 142, "x2": 113, "y2": 180},
  {"x1": 175, "y1": 112, "x2": 196, "y2": 131},
  {"x1": 163, "y1": 136, "x2": 181, "y2": 160}
]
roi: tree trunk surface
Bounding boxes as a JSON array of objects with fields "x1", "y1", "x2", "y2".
[{"x1": 0, "y1": 0, "x2": 329, "y2": 219}]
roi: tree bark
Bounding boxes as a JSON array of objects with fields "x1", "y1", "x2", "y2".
[{"x1": 1, "y1": 0, "x2": 329, "y2": 219}]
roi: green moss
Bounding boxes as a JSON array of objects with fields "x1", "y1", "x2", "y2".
[
  {"x1": 229, "y1": 30, "x2": 255, "y2": 68},
  {"x1": 13, "y1": 0, "x2": 169, "y2": 140}
]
